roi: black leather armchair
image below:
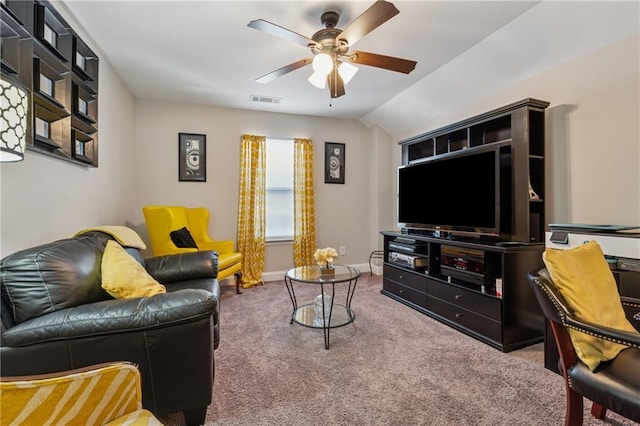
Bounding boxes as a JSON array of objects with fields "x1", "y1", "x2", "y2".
[
  {"x1": 528, "y1": 268, "x2": 640, "y2": 425},
  {"x1": 1, "y1": 231, "x2": 220, "y2": 425}
]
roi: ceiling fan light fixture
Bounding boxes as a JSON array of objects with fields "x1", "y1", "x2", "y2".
[
  {"x1": 308, "y1": 71, "x2": 327, "y2": 89},
  {"x1": 338, "y1": 62, "x2": 358, "y2": 85},
  {"x1": 249, "y1": 1, "x2": 416, "y2": 98},
  {"x1": 311, "y1": 53, "x2": 333, "y2": 76}
]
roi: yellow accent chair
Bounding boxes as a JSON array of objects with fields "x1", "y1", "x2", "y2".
[
  {"x1": 143, "y1": 205, "x2": 243, "y2": 293},
  {"x1": 1, "y1": 362, "x2": 162, "y2": 425}
]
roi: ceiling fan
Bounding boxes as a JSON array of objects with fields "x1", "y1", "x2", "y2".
[{"x1": 247, "y1": 0, "x2": 417, "y2": 99}]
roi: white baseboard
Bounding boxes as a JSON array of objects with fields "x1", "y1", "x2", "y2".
[{"x1": 371, "y1": 263, "x2": 383, "y2": 276}]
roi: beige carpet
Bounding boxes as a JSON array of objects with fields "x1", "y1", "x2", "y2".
[{"x1": 161, "y1": 274, "x2": 636, "y2": 425}]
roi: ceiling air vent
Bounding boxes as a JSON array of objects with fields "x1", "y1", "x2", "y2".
[{"x1": 250, "y1": 95, "x2": 282, "y2": 104}]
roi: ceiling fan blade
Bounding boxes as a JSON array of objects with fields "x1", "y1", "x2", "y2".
[
  {"x1": 255, "y1": 58, "x2": 312, "y2": 84},
  {"x1": 327, "y1": 68, "x2": 345, "y2": 99},
  {"x1": 337, "y1": 0, "x2": 399, "y2": 47},
  {"x1": 248, "y1": 19, "x2": 316, "y2": 48},
  {"x1": 350, "y1": 51, "x2": 417, "y2": 74}
]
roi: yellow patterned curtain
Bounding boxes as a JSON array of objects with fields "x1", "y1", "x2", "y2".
[
  {"x1": 293, "y1": 138, "x2": 317, "y2": 266},
  {"x1": 237, "y1": 134, "x2": 266, "y2": 287}
]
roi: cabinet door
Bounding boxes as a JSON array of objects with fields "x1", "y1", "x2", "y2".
[
  {"x1": 383, "y1": 265, "x2": 428, "y2": 307},
  {"x1": 384, "y1": 265, "x2": 427, "y2": 293},
  {"x1": 383, "y1": 278, "x2": 428, "y2": 307},
  {"x1": 429, "y1": 279, "x2": 501, "y2": 321},
  {"x1": 428, "y1": 297, "x2": 502, "y2": 342}
]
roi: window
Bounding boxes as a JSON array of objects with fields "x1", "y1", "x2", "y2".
[{"x1": 266, "y1": 138, "x2": 294, "y2": 241}]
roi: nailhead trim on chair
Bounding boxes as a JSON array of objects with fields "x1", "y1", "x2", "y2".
[
  {"x1": 564, "y1": 324, "x2": 640, "y2": 350},
  {"x1": 534, "y1": 277, "x2": 567, "y2": 322},
  {"x1": 534, "y1": 277, "x2": 640, "y2": 350}
]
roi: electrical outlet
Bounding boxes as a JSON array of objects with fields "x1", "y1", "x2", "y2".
[{"x1": 339, "y1": 246, "x2": 346, "y2": 255}]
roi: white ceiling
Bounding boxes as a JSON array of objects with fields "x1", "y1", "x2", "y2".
[{"x1": 61, "y1": 0, "x2": 639, "y2": 137}]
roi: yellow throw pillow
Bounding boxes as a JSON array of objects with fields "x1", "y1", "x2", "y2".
[
  {"x1": 101, "y1": 240, "x2": 166, "y2": 298},
  {"x1": 543, "y1": 240, "x2": 638, "y2": 370}
]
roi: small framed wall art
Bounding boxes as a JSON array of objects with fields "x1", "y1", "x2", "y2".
[
  {"x1": 179, "y1": 133, "x2": 206, "y2": 182},
  {"x1": 324, "y1": 142, "x2": 345, "y2": 184}
]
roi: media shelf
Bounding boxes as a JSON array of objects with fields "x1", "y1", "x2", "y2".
[
  {"x1": 381, "y1": 231, "x2": 545, "y2": 352},
  {"x1": 387, "y1": 236, "x2": 429, "y2": 271},
  {"x1": 401, "y1": 98, "x2": 549, "y2": 244}
]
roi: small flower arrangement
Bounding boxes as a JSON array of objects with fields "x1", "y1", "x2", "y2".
[{"x1": 314, "y1": 247, "x2": 338, "y2": 268}]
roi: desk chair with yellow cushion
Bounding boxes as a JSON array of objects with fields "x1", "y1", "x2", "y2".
[
  {"x1": 528, "y1": 241, "x2": 640, "y2": 425},
  {"x1": 143, "y1": 206, "x2": 243, "y2": 294}
]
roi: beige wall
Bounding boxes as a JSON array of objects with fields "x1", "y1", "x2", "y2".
[
  {"x1": 367, "y1": 125, "x2": 396, "y2": 250},
  {"x1": 394, "y1": 35, "x2": 640, "y2": 228},
  {"x1": 132, "y1": 100, "x2": 386, "y2": 272}
]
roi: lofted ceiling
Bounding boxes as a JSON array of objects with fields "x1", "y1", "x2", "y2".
[{"x1": 61, "y1": 0, "x2": 639, "y2": 137}]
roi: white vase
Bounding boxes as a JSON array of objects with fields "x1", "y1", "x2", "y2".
[{"x1": 313, "y1": 293, "x2": 332, "y2": 318}]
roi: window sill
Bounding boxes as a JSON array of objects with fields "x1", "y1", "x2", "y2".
[{"x1": 266, "y1": 238, "x2": 293, "y2": 245}]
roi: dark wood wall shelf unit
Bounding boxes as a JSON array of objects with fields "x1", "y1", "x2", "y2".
[
  {"x1": 382, "y1": 99, "x2": 550, "y2": 351},
  {"x1": 1, "y1": 0, "x2": 99, "y2": 167},
  {"x1": 381, "y1": 231, "x2": 545, "y2": 352},
  {"x1": 400, "y1": 98, "x2": 549, "y2": 244}
]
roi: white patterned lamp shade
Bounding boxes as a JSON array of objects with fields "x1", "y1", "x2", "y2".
[{"x1": 1, "y1": 79, "x2": 29, "y2": 162}]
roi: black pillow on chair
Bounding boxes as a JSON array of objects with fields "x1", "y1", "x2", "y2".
[{"x1": 170, "y1": 227, "x2": 199, "y2": 249}]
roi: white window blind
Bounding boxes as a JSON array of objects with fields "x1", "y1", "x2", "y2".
[{"x1": 265, "y1": 138, "x2": 294, "y2": 241}]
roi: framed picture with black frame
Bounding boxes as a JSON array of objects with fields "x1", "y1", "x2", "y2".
[
  {"x1": 324, "y1": 142, "x2": 345, "y2": 184},
  {"x1": 179, "y1": 133, "x2": 206, "y2": 182}
]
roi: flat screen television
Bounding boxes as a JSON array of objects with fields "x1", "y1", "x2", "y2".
[{"x1": 398, "y1": 147, "x2": 508, "y2": 238}]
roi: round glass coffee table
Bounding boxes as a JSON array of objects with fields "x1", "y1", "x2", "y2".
[{"x1": 284, "y1": 264, "x2": 361, "y2": 349}]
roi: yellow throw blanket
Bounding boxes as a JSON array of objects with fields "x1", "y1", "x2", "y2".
[{"x1": 75, "y1": 225, "x2": 147, "y2": 250}]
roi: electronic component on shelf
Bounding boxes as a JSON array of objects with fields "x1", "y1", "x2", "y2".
[
  {"x1": 441, "y1": 245, "x2": 485, "y2": 274},
  {"x1": 440, "y1": 245, "x2": 486, "y2": 286},
  {"x1": 618, "y1": 258, "x2": 640, "y2": 273},
  {"x1": 389, "y1": 251, "x2": 428, "y2": 270},
  {"x1": 394, "y1": 237, "x2": 417, "y2": 245},
  {"x1": 389, "y1": 241, "x2": 428, "y2": 254}
]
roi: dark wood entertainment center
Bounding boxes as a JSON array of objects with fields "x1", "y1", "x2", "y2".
[{"x1": 381, "y1": 99, "x2": 550, "y2": 352}]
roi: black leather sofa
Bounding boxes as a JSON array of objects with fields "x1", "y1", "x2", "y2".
[{"x1": 0, "y1": 231, "x2": 220, "y2": 425}]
